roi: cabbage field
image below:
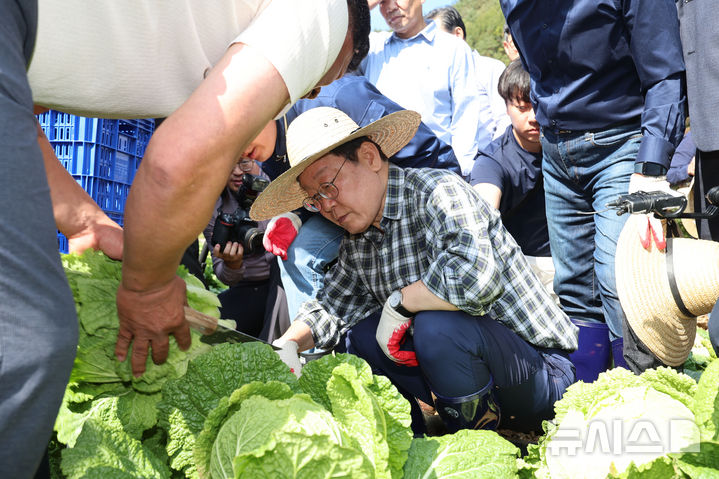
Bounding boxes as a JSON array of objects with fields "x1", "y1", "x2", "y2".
[{"x1": 48, "y1": 250, "x2": 719, "y2": 478}]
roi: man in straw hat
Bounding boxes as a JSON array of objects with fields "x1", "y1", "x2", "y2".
[
  {"x1": 250, "y1": 106, "x2": 578, "y2": 435},
  {"x1": 616, "y1": 214, "x2": 719, "y2": 371}
]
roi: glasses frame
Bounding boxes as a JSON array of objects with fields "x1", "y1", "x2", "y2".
[{"x1": 302, "y1": 157, "x2": 348, "y2": 212}]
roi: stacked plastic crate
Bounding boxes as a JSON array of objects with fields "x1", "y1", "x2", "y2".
[{"x1": 36, "y1": 110, "x2": 155, "y2": 252}]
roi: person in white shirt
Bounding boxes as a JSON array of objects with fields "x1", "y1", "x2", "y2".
[
  {"x1": 359, "y1": 0, "x2": 483, "y2": 176},
  {"x1": 425, "y1": 6, "x2": 511, "y2": 146},
  {"x1": 1, "y1": 1, "x2": 370, "y2": 476}
]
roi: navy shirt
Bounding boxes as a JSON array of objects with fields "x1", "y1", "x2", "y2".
[
  {"x1": 470, "y1": 125, "x2": 550, "y2": 257},
  {"x1": 262, "y1": 75, "x2": 461, "y2": 180},
  {"x1": 500, "y1": 0, "x2": 686, "y2": 170}
]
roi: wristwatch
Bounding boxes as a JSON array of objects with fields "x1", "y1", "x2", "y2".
[
  {"x1": 634, "y1": 162, "x2": 668, "y2": 176},
  {"x1": 388, "y1": 290, "x2": 414, "y2": 318}
]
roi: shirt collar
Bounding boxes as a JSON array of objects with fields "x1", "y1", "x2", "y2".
[
  {"x1": 382, "y1": 164, "x2": 404, "y2": 221},
  {"x1": 387, "y1": 20, "x2": 436, "y2": 46}
]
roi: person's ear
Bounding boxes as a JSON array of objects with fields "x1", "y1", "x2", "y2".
[{"x1": 359, "y1": 141, "x2": 382, "y2": 171}]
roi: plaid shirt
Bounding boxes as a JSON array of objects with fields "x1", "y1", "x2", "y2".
[{"x1": 298, "y1": 165, "x2": 578, "y2": 351}]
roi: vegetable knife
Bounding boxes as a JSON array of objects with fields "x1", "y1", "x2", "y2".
[{"x1": 184, "y1": 306, "x2": 280, "y2": 350}]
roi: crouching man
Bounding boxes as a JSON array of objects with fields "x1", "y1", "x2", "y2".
[{"x1": 250, "y1": 107, "x2": 578, "y2": 435}]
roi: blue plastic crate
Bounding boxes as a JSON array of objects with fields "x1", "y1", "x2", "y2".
[
  {"x1": 52, "y1": 142, "x2": 134, "y2": 183},
  {"x1": 57, "y1": 232, "x2": 69, "y2": 254},
  {"x1": 73, "y1": 175, "x2": 130, "y2": 214},
  {"x1": 135, "y1": 126, "x2": 153, "y2": 157},
  {"x1": 107, "y1": 212, "x2": 124, "y2": 227},
  {"x1": 37, "y1": 111, "x2": 155, "y2": 184}
]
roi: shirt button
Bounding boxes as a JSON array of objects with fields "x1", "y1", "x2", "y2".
[{"x1": 542, "y1": 23, "x2": 548, "y2": 29}]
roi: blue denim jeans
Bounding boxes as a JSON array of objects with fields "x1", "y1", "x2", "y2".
[
  {"x1": 341, "y1": 310, "x2": 575, "y2": 434},
  {"x1": 279, "y1": 214, "x2": 344, "y2": 320},
  {"x1": 541, "y1": 123, "x2": 641, "y2": 340}
]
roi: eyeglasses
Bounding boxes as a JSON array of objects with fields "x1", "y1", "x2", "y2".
[
  {"x1": 235, "y1": 158, "x2": 255, "y2": 173},
  {"x1": 302, "y1": 158, "x2": 348, "y2": 212}
]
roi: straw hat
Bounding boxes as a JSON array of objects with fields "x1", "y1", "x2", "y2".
[
  {"x1": 249, "y1": 107, "x2": 421, "y2": 221},
  {"x1": 616, "y1": 215, "x2": 719, "y2": 366}
]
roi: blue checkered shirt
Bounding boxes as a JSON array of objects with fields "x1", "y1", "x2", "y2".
[{"x1": 298, "y1": 165, "x2": 578, "y2": 351}]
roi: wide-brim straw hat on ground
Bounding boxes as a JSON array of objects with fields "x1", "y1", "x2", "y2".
[
  {"x1": 250, "y1": 106, "x2": 421, "y2": 221},
  {"x1": 616, "y1": 215, "x2": 719, "y2": 366}
]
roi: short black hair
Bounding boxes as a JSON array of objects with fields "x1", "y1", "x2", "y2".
[
  {"x1": 497, "y1": 60, "x2": 530, "y2": 104},
  {"x1": 346, "y1": 0, "x2": 371, "y2": 72},
  {"x1": 330, "y1": 136, "x2": 388, "y2": 162},
  {"x1": 425, "y1": 6, "x2": 466, "y2": 39}
]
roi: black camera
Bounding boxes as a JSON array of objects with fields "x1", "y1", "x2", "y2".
[
  {"x1": 606, "y1": 186, "x2": 719, "y2": 220},
  {"x1": 211, "y1": 173, "x2": 270, "y2": 255}
]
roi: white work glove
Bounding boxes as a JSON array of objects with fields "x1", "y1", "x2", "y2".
[
  {"x1": 627, "y1": 173, "x2": 682, "y2": 251},
  {"x1": 375, "y1": 299, "x2": 417, "y2": 366},
  {"x1": 272, "y1": 338, "x2": 302, "y2": 378},
  {"x1": 263, "y1": 212, "x2": 302, "y2": 260}
]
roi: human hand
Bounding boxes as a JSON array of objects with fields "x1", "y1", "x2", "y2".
[
  {"x1": 271, "y1": 338, "x2": 302, "y2": 378},
  {"x1": 688, "y1": 157, "x2": 695, "y2": 177},
  {"x1": 263, "y1": 212, "x2": 302, "y2": 260},
  {"x1": 376, "y1": 298, "x2": 417, "y2": 366},
  {"x1": 115, "y1": 275, "x2": 192, "y2": 377},
  {"x1": 66, "y1": 214, "x2": 123, "y2": 260},
  {"x1": 213, "y1": 241, "x2": 244, "y2": 269},
  {"x1": 628, "y1": 173, "x2": 682, "y2": 250}
]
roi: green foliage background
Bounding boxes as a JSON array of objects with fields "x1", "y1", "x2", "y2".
[{"x1": 454, "y1": 0, "x2": 507, "y2": 63}]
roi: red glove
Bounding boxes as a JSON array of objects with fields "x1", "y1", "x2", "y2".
[
  {"x1": 376, "y1": 298, "x2": 417, "y2": 366},
  {"x1": 263, "y1": 212, "x2": 302, "y2": 260}
]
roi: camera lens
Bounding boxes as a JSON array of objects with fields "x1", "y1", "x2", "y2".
[{"x1": 243, "y1": 228, "x2": 265, "y2": 255}]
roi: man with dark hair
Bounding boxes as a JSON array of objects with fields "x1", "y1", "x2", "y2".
[
  {"x1": 500, "y1": 0, "x2": 686, "y2": 375},
  {"x1": 470, "y1": 61, "x2": 558, "y2": 305},
  {"x1": 250, "y1": 106, "x2": 577, "y2": 436},
  {"x1": 425, "y1": 5, "x2": 510, "y2": 153}
]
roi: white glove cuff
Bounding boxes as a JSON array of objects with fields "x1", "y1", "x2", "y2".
[{"x1": 270, "y1": 212, "x2": 302, "y2": 231}]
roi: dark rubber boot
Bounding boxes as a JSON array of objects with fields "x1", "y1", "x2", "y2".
[
  {"x1": 611, "y1": 338, "x2": 629, "y2": 369},
  {"x1": 568, "y1": 318, "x2": 611, "y2": 383},
  {"x1": 433, "y1": 379, "x2": 501, "y2": 433}
]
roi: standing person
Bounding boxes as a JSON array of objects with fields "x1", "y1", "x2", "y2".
[
  {"x1": 2, "y1": 1, "x2": 370, "y2": 477},
  {"x1": 676, "y1": 0, "x2": 719, "y2": 241},
  {"x1": 500, "y1": 0, "x2": 687, "y2": 376},
  {"x1": 28, "y1": 0, "x2": 369, "y2": 375},
  {"x1": 1, "y1": 1, "x2": 123, "y2": 476},
  {"x1": 359, "y1": 0, "x2": 483, "y2": 176},
  {"x1": 469, "y1": 61, "x2": 558, "y2": 305},
  {"x1": 425, "y1": 6, "x2": 511, "y2": 146},
  {"x1": 250, "y1": 107, "x2": 578, "y2": 436},
  {"x1": 676, "y1": 0, "x2": 719, "y2": 361}
]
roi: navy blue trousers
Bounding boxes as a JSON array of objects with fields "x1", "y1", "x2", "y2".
[{"x1": 340, "y1": 310, "x2": 575, "y2": 433}]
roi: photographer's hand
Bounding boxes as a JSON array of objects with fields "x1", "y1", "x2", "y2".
[{"x1": 213, "y1": 241, "x2": 244, "y2": 270}]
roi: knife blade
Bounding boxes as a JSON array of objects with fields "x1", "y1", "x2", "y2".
[{"x1": 184, "y1": 306, "x2": 280, "y2": 350}]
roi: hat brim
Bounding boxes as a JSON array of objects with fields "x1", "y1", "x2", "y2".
[
  {"x1": 616, "y1": 215, "x2": 719, "y2": 366},
  {"x1": 250, "y1": 110, "x2": 421, "y2": 221}
]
